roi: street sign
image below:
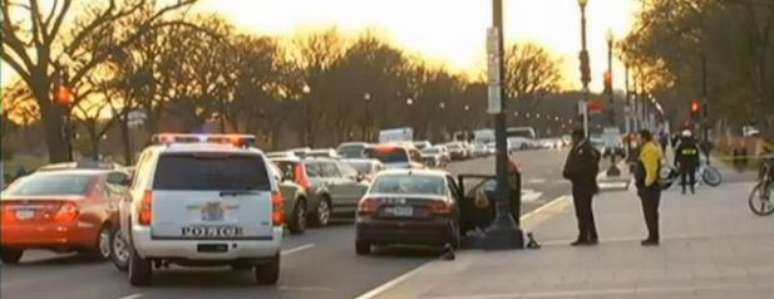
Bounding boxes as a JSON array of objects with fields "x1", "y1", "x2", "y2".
[{"x1": 486, "y1": 27, "x2": 502, "y2": 114}]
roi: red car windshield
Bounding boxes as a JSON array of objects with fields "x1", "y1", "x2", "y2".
[{"x1": 3, "y1": 173, "x2": 95, "y2": 197}]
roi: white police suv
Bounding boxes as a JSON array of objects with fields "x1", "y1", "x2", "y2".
[{"x1": 120, "y1": 134, "x2": 284, "y2": 285}]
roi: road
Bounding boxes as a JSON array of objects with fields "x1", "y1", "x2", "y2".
[{"x1": 1, "y1": 149, "x2": 574, "y2": 299}]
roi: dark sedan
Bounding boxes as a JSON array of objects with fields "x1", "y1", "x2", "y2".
[{"x1": 355, "y1": 169, "x2": 462, "y2": 254}]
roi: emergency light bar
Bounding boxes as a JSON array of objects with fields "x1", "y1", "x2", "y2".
[{"x1": 151, "y1": 134, "x2": 257, "y2": 148}]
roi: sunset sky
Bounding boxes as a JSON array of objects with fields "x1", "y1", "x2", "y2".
[{"x1": 2, "y1": 0, "x2": 639, "y2": 92}]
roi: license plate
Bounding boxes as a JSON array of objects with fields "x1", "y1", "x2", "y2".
[
  {"x1": 385, "y1": 206, "x2": 413, "y2": 217},
  {"x1": 181, "y1": 226, "x2": 243, "y2": 238},
  {"x1": 15, "y1": 210, "x2": 34, "y2": 220}
]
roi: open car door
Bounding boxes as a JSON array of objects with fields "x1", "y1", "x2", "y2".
[{"x1": 456, "y1": 174, "x2": 521, "y2": 235}]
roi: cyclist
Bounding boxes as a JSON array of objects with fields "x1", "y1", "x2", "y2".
[{"x1": 675, "y1": 130, "x2": 701, "y2": 195}]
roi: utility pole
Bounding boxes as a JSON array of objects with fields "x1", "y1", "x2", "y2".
[{"x1": 479, "y1": 0, "x2": 524, "y2": 250}]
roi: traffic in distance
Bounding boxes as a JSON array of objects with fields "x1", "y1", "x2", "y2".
[{"x1": 0, "y1": 127, "x2": 570, "y2": 288}]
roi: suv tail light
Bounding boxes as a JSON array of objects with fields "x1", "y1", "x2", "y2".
[
  {"x1": 429, "y1": 200, "x2": 452, "y2": 215},
  {"x1": 357, "y1": 197, "x2": 381, "y2": 216},
  {"x1": 295, "y1": 164, "x2": 313, "y2": 191},
  {"x1": 138, "y1": 190, "x2": 153, "y2": 226},
  {"x1": 54, "y1": 202, "x2": 79, "y2": 223},
  {"x1": 272, "y1": 192, "x2": 285, "y2": 226}
]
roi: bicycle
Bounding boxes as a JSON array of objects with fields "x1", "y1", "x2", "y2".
[
  {"x1": 748, "y1": 158, "x2": 774, "y2": 216},
  {"x1": 660, "y1": 157, "x2": 722, "y2": 190}
]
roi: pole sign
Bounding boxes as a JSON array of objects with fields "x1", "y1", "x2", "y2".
[{"x1": 486, "y1": 27, "x2": 502, "y2": 114}]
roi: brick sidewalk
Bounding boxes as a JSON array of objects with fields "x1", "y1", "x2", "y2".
[{"x1": 366, "y1": 181, "x2": 774, "y2": 299}]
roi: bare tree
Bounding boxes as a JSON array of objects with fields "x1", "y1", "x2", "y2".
[
  {"x1": 1, "y1": 0, "x2": 197, "y2": 162},
  {"x1": 503, "y1": 43, "x2": 563, "y2": 110}
]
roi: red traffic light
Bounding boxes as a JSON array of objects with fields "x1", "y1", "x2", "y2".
[
  {"x1": 691, "y1": 100, "x2": 701, "y2": 113},
  {"x1": 55, "y1": 86, "x2": 74, "y2": 107}
]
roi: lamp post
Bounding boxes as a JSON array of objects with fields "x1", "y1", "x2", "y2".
[
  {"x1": 476, "y1": 0, "x2": 524, "y2": 250},
  {"x1": 363, "y1": 92, "x2": 371, "y2": 141},
  {"x1": 439, "y1": 101, "x2": 446, "y2": 140},
  {"x1": 302, "y1": 84, "x2": 311, "y2": 146},
  {"x1": 605, "y1": 29, "x2": 621, "y2": 177},
  {"x1": 578, "y1": 0, "x2": 591, "y2": 138}
]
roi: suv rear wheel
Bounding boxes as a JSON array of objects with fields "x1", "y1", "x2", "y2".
[
  {"x1": 288, "y1": 199, "x2": 307, "y2": 234},
  {"x1": 254, "y1": 254, "x2": 280, "y2": 285},
  {"x1": 0, "y1": 248, "x2": 23, "y2": 264},
  {"x1": 310, "y1": 198, "x2": 331, "y2": 227},
  {"x1": 128, "y1": 248, "x2": 152, "y2": 286},
  {"x1": 109, "y1": 228, "x2": 130, "y2": 271}
]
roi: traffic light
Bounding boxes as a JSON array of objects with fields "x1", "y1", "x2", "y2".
[
  {"x1": 603, "y1": 71, "x2": 612, "y2": 95},
  {"x1": 55, "y1": 86, "x2": 74, "y2": 107},
  {"x1": 690, "y1": 99, "x2": 702, "y2": 119}
]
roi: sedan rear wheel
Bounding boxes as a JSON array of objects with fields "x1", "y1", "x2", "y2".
[
  {"x1": 98, "y1": 226, "x2": 112, "y2": 259},
  {"x1": 0, "y1": 248, "x2": 23, "y2": 264}
]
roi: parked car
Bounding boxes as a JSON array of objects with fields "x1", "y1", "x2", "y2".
[
  {"x1": 268, "y1": 163, "x2": 308, "y2": 235},
  {"x1": 355, "y1": 169, "x2": 462, "y2": 254},
  {"x1": 266, "y1": 151, "x2": 297, "y2": 160},
  {"x1": 272, "y1": 157, "x2": 369, "y2": 226},
  {"x1": 119, "y1": 134, "x2": 283, "y2": 285},
  {"x1": 470, "y1": 143, "x2": 490, "y2": 157},
  {"x1": 445, "y1": 142, "x2": 468, "y2": 160},
  {"x1": 421, "y1": 146, "x2": 451, "y2": 168},
  {"x1": 1, "y1": 168, "x2": 130, "y2": 264},
  {"x1": 37, "y1": 160, "x2": 124, "y2": 172},
  {"x1": 307, "y1": 148, "x2": 340, "y2": 159},
  {"x1": 507, "y1": 137, "x2": 533, "y2": 151},
  {"x1": 412, "y1": 140, "x2": 432, "y2": 151},
  {"x1": 364, "y1": 144, "x2": 426, "y2": 169},
  {"x1": 342, "y1": 159, "x2": 385, "y2": 183},
  {"x1": 336, "y1": 142, "x2": 372, "y2": 159}
]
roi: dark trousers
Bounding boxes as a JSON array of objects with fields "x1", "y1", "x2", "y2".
[
  {"x1": 572, "y1": 190, "x2": 598, "y2": 241},
  {"x1": 639, "y1": 188, "x2": 661, "y2": 241},
  {"x1": 679, "y1": 165, "x2": 696, "y2": 193}
]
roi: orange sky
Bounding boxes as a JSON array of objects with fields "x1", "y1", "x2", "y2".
[{"x1": 2, "y1": 0, "x2": 639, "y2": 92}]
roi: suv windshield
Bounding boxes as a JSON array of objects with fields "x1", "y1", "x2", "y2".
[
  {"x1": 3, "y1": 173, "x2": 95, "y2": 197},
  {"x1": 364, "y1": 147, "x2": 408, "y2": 164},
  {"x1": 153, "y1": 153, "x2": 270, "y2": 191},
  {"x1": 370, "y1": 175, "x2": 446, "y2": 196}
]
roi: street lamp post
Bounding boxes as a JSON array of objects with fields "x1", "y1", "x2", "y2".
[
  {"x1": 578, "y1": 0, "x2": 591, "y2": 138},
  {"x1": 363, "y1": 92, "x2": 371, "y2": 141},
  {"x1": 302, "y1": 84, "x2": 311, "y2": 146},
  {"x1": 476, "y1": 0, "x2": 524, "y2": 250},
  {"x1": 605, "y1": 30, "x2": 621, "y2": 177}
]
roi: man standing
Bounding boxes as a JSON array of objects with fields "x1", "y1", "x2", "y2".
[
  {"x1": 563, "y1": 129, "x2": 601, "y2": 246},
  {"x1": 635, "y1": 130, "x2": 664, "y2": 246},
  {"x1": 675, "y1": 130, "x2": 700, "y2": 194}
]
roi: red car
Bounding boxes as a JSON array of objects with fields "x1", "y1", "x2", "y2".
[{"x1": 0, "y1": 169, "x2": 129, "y2": 264}]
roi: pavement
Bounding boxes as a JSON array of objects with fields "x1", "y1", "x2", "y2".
[{"x1": 367, "y1": 166, "x2": 772, "y2": 299}]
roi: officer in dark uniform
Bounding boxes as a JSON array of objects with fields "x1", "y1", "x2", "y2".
[
  {"x1": 675, "y1": 130, "x2": 701, "y2": 194},
  {"x1": 563, "y1": 129, "x2": 601, "y2": 246}
]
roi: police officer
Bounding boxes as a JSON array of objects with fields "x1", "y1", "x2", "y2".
[
  {"x1": 563, "y1": 129, "x2": 601, "y2": 246},
  {"x1": 675, "y1": 130, "x2": 700, "y2": 194}
]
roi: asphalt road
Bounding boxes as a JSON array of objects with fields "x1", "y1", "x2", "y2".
[{"x1": 1, "y1": 149, "x2": 575, "y2": 299}]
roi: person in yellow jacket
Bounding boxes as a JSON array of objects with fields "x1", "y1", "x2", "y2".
[{"x1": 635, "y1": 130, "x2": 664, "y2": 246}]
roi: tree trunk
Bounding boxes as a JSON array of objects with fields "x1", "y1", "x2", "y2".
[
  {"x1": 40, "y1": 100, "x2": 70, "y2": 163},
  {"x1": 120, "y1": 113, "x2": 133, "y2": 165}
]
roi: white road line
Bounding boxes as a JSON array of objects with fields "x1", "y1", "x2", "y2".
[
  {"x1": 354, "y1": 194, "x2": 572, "y2": 299},
  {"x1": 281, "y1": 243, "x2": 315, "y2": 256},
  {"x1": 352, "y1": 261, "x2": 436, "y2": 299},
  {"x1": 118, "y1": 294, "x2": 142, "y2": 299}
]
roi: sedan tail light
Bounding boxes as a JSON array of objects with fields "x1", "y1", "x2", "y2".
[
  {"x1": 138, "y1": 190, "x2": 153, "y2": 226},
  {"x1": 54, "y1": 202, "x2": 80, "y2": 223},
  {"x1": 272, "y1": 192, "x2": 285, "y2": 226},
  {"x1": 429, "y1": 200, "x2": 452, "y2": 215},
  {"x1": 357, "y1": 197, "x2": 381, "y2": 216}
]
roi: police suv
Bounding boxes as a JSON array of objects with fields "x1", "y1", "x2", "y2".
[{"x1": 120, "y1": 134, "x2": 284, "y2": 285}]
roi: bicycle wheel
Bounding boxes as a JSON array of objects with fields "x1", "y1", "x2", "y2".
[
  {"x1": 748, "y1": 182, "x2": 774, "y2": 216},
  {"x1": 702, "y1": 166, "x2": 722, "y2": 187}
]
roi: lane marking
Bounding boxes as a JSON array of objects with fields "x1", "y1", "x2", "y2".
[
  {"x1": 354, "y1": 195, "x2": 572, "y2": 299},
  {"x1": 281, "y1": 243, "x2": 315, "y2": 256},
  {"x1": 352, "y1": 262, "x2": 436, "y2": 299},
  {"x1": 118, "y1": 294, "x2": 142, "y2": 299},
  {"x1": 521, "y1": 189, "x2": 543, "y2": 203}
]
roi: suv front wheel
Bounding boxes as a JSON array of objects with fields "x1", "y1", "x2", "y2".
[{"x1": 254, "y1": 254, "x2": 280, "y2": 285}]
